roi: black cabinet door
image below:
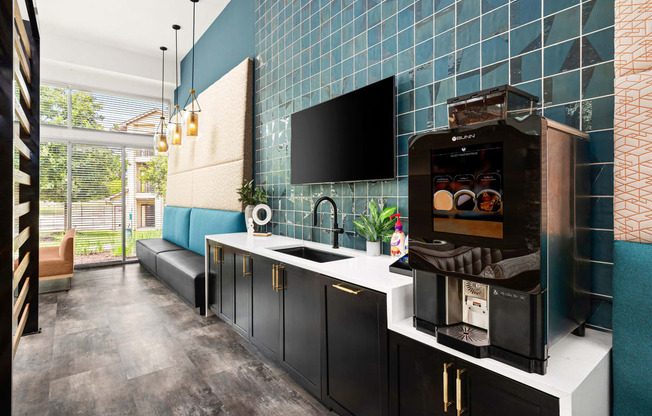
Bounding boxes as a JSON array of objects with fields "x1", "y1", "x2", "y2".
[
  {"x1": 461, "y1": 362, "x2": 559, "y2": 416},
  {"x1": 322, "y1": 276, "x2": 388, "y2": 416},
  {"x1": 233, "y1": 251, "x2": 252, "y2": 338},
  {"x1": 207, "y1": 244, "x2": 221, "y2": 316},
  {"x1": 279, "y1": 264, "x2": 321, "y2": 397},
  {"x1": 389, "y1": 331, "x2": 452, "y2": 416},
  {"x1": 218, "y1": 246, "x2": 235, "y2": 324},
  {"x1": 250, "y1": 254, "x2": 280, "y2": 359}
]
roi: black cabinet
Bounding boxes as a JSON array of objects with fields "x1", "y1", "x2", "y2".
[
  {"x1": 218, "y1": 246, "x2": 235, "y2": 324},
  {"x1": 389, "y1": 331, "x2": 559, "y2": 416},
  {"x1": 322, "y1": 276, "x2": 388, "y2": 416},
  {"x1": 207, "y1": 243, "x2": 228, "y2": 318},
  {"x1": 279, "y1": 264, "x2": 322, "y2": 397},
  {"x1": 250, "y1": 254, "x2": 281, "y2": 359},
  {"x1": 233, "y1": 251, "x2": 252, "y2": 338},
  {"x1": 389, "y1": 331, "x2": 452, "y2": 416}
]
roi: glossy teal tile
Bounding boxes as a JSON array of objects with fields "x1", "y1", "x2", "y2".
[
  {"x1": 415, "y1": 16, "x2": 434, "y2": 44},
  {"x1": 591, "y1": 229, "x2": 614, "y2": 262},
  {"x1": 368, "y1": 4, "x2": 382, "y2": 27},
  {"x1": 416, "y1": 0, "x2": 435, "y2": 20},
  {"x1": 397, "y1": 48, "x2": 415, "y2": 72},
  {"x1": 415, "y1": 107, "x2": 434, "y2": 131},
  {"x1": 582, "y1": 28, "x2": 615, "y2": 66},
  {"x1": 382, "y1": 35, "x2": 397, "y2": 59},
  {"x1": 582, "y1": 96, "x2": 614, "y2": 131},
  {"x1": 398, "y1": 90, "x2": 415, "y2": 113},
  {"x1": 510, "y1": 50, "x2": 541, "y2": 84},
  {"x1": 544, "y1": 0, "x2": 578, "y2": 16},
  {"x1": 398, "y1": 27, "x2": 414, "y2": 51},
  {"x1": 435, "y1": 5, "x2": 455, "y2": 35},
  {"x1": 590, "y1": 196, "x2": 614, "y2": 230},
  {"x1": 544, "y1": 38, "x2": 580, "y2": 76},
  {"x1": 368, "y1": 43, "x2": 381, "y2": 65},
  {"x1": 398, "y1": 5, "x2": 415, "y2": 32},
  {"x1": 382, "y1": 15, "x2": 397, "y2": 39},
  {"x1": 457, "y1": 18, "x2": 480, "y2": 49},
  {"x1": 583, "y1": 63, "x2": 614, "y2": 99},
  {"x1": 457, "y1": 0, "x2": 480, "y2": 24},
  {"x1": 435, "y1": 54, "x2": 456, "y2": 79},
  {"x1": 434, "y1": 77, "x2": 455, "y2": 104},
  {"x1": 397, "y1": 70, "x2": 414, "y2": 93},
  {"x1": 435, "y1": 30, "x2": 455, "y2": 57},
  {"x1": 543, "y1": 6, "x2": 580, "y2": 46},
  {"x1": 435, "y1": 0, "x2": 454, "y2": 12},
  {"x1": 415, "y1": 84, "x2": 434, "y2": 109},
  {"x1": 368, "y1": 23, "x2": 382, "y2": 46},
  {"x1": 398, "y1": 112, "x2": 415, "y2": 134},
  {"x1": 482, "y1": 0, "x2": 508, "y2": 13},
  {"x1": 457, "y1": 69, "x2": 481, "y2": 95},
  {"x1": 482, "y1": 6, "x2": 508, "y2": 39},
  {"x1": 544, "y1": 70, "x2": 580, "y2": 106},
  {"x1": 416, "y1": 39, "x2": 434, "y2": 65},
  {"x1": 382, "y1": 0, "x2": 397, "y2": 19},
  {"x1": 589, "y1": 130, "x2": 615, "y2": 163},
  {"x1": 590, "y1": 163, "x2": 614, "y2": 196},
  {"x1": 591, "y1": 261, "x2": 613, "y2": 297},
  {"x1": 482, "y1": 61, "x2": 509, "y2": 88},
  {"x1": 456, "y1": 44, "x2": 480, "y2": 73},
  {"x1": 510, "y1": 0, "x2": 541, "y2": 28},
  {"x1": 482, "y1": 34, "x2": 509, "y2": 66},
  {"x1": 544, "y1": 101, "x2": 580, "y2": 128},
  {"x1": 414, "y1": 62, "x2": 434, "y2": 87},
  {"x1": 434, "y1": 103, "x2": 449, "y2": 127},
  {"x1": 583, "y1": 0, "x2": 614, "y2": 33},
  {"x1": 510, "y1": 21, "x2": 542, "y2": 56}
]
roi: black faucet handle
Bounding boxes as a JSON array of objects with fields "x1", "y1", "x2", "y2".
[{"x1": 334, "y1": 227, "x2": 344, "y2": 234}]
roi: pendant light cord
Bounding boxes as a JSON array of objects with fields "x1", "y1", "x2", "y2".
[
  {"x1": 175, "y1": 29, "x2": 179, "y2": 108},
  {"x1": 191, "y1": 1, "x2": 195, "y2": 91}
]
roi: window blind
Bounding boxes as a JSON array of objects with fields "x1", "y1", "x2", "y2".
[
  {"x1": 70, "y1": 144, "x2": 123, "y2": 264},
  {"x1": 71, "y1": 89, "x2": 168, "y2": 135},
  {"x1": 40, "y1": 85, "x2": 68, "y2": 126},
  {"x1": 39, "y1": 142, "x2": 68, "y2": 249}
]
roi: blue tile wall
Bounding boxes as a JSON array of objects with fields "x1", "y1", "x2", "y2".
[{"x1": 253, "y1": 0, "x2": 614, "y2": 328}]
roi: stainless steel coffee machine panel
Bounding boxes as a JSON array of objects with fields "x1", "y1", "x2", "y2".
[{"x1": 408, "y1": 86, "x2": 591, "y2": 374}]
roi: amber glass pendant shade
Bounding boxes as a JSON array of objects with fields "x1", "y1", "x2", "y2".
[
  {"x1": 171, "y1": 123, "x2": 183, "y2": 146},
  {"x1": 154, "y1": 133, "x2": 169, "y2": 153},
  {"x1": 187, "y1": 110, "x2": 199, "y2": 137}
]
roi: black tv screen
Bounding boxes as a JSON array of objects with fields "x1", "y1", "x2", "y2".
[{"x1": 290, "y1": 77, "x2": 396, "y2": 185}]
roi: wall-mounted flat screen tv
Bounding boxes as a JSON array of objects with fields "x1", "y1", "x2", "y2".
[{"x1": 290, "y1": 77, "x2": 396, "y2": 185}]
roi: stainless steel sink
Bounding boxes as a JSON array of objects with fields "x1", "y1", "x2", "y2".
[{"x1": 272, "y1": 246, "x2": 352, "y2": 263}]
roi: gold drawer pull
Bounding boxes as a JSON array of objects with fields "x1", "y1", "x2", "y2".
[
  {"x1": 242, "y1": 254, "x2": 251, "y2": 276},
  {"x1": 332, "y1": 283, "x2": 363, "y2": 295},
  {"x1": 213, "y1": 245, "x2": 223, "y2": 264},
  {"x1": 272, "y1": 264, "x2": 277, "y2": 289},
  {"x1": 275, "y1": 265, "x2": 285, "y2": 291},
  {"x1": 443, "y1": 362, "x2": 453, "y2": 412},
  {"x1": 456, "y1": 368, "x2": 466, "y2": 416}
]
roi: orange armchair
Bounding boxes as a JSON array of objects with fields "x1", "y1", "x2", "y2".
[{"x1": 39, "y1": 228, "x2": 75, "y2": 293}]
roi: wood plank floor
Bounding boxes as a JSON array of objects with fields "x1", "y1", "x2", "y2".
[{"x1": 12, "y1": 263, "x2": 334, "y2": 416}]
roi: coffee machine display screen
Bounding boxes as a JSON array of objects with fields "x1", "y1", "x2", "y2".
[{"x1": 431, "y1": 143, "x2": 503, "y2": 238}]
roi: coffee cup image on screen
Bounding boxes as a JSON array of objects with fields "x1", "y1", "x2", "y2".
[
  {"x1": 477, "y1": 190, "x2": 502, "y2": 213},
  {"x1": 433, "y1": 190, "x2": 454, "y2": 211},
  {"x1": 430, "y1": 143, "x2": 504, "y2": 239},
  {"x1": 454, "y1": 190, "x2": 476, "y2": 211}
]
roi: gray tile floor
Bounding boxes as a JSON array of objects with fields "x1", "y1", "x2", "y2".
[{"x1": 12, "y1": 263, "x2": 334, "y2": 416}]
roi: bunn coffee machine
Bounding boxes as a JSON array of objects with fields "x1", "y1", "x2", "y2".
[{"x1": 408, "y1": 86, "x2": 591, "y2": 374}]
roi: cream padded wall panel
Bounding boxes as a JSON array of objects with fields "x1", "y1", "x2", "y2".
[
  {"x1": 192, "y1": 161, "x2": 246, "y2": 212},
  {"x1": 194, "y1": 59, "x2": 251, "y2": 169},
  {"x1": 167, "y1": 171, "x2": 194, "y2": 208},
  {"x1": 166, "y1": 57, "x2": 253, "y2": 211}
]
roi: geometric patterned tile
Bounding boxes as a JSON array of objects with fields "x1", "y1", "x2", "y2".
[
  {"x1": 615, "y1": 0, "x2": 652, "y2": 77},
  {"x1": 614, "y1": 69, "x2": 652, "y2": 243}
]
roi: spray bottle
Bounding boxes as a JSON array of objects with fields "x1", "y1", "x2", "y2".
[{"x1": 390, "y1": 213, "x2": 406, "y2": 258}]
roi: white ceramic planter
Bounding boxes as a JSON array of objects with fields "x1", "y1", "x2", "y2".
[{"x1": 366, "y1": 241, "x2": 381, "y2": 256}]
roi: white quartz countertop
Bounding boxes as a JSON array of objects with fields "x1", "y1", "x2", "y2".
[{"x1": 205, "y1": 233, "x2": 413, "y2": 294}]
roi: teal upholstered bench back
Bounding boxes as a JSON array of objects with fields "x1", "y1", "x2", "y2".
[
  {"x1": 188, "y1": 208, "x2": 245, "y2": 255},
  {"x1": 161, "y1": 206, "x2": 245, "y2": 255},
  {"x1": 162, "y1": 206, "x2": 192, "y2": 248}
]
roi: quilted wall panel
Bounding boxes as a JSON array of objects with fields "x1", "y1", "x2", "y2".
[{"x1": 167, "y1": 58, "x2": 253, "y2": 212}]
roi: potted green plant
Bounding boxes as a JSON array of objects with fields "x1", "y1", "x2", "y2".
[
  {"x1": 236, "y1": 179, "x2": 269, "y2": 231},
  {"x1": 352, "y1": 200, "x2": 397, "y2": 256}
]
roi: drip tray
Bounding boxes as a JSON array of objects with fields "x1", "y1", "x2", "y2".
[{"x1": 437, "y1": 324, "x2": 490, "y2": 358}]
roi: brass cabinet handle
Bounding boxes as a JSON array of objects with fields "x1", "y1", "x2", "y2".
[
  {"x1": 242, "y1": 254, "x2": 251, "y2": 276},
  {"x1": 456, "y1": 368, "x2": 466, "y2": 416},
  {"x1": 332, "y1": 283, "x2": 364, "y2": 295},
  {"x1": 272, "y1": 264, "x2": 277, "y2": 290},
  {"x1": 213, "y1": 245, "x2": 223, "y2": 264},
  {"x1": 275, "y1": 265, "x2": 285, "y2": 291},
  {"x1": 443, "y1": 362, "x2": 453, "y2": 412}
]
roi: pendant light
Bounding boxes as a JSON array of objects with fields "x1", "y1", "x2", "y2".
[
  {"x1": 183, "y1": 0, "x2": 201, "y2": 137},
  {"x1": 154, "y1": 46, "x2": 169, "y2": 153},
  {"x1": 169, "y1": 24, "x2": 183, "y2": 146}
]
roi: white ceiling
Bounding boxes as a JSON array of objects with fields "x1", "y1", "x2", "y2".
[{"x1": 37, "y1": 0, "x2": 231, "y2": 61}]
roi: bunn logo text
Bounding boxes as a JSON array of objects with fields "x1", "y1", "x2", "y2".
[{"x1": 451, "y1": 134, "x2": 476, "y2": 142}]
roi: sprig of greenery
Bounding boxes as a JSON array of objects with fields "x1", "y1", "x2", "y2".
[
  {"x1": 352, "y1": 200, "x2": 397, "y2": 242},
  {"x1": 236, "y1": 179, "x2": 269, "y2": 205}
]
